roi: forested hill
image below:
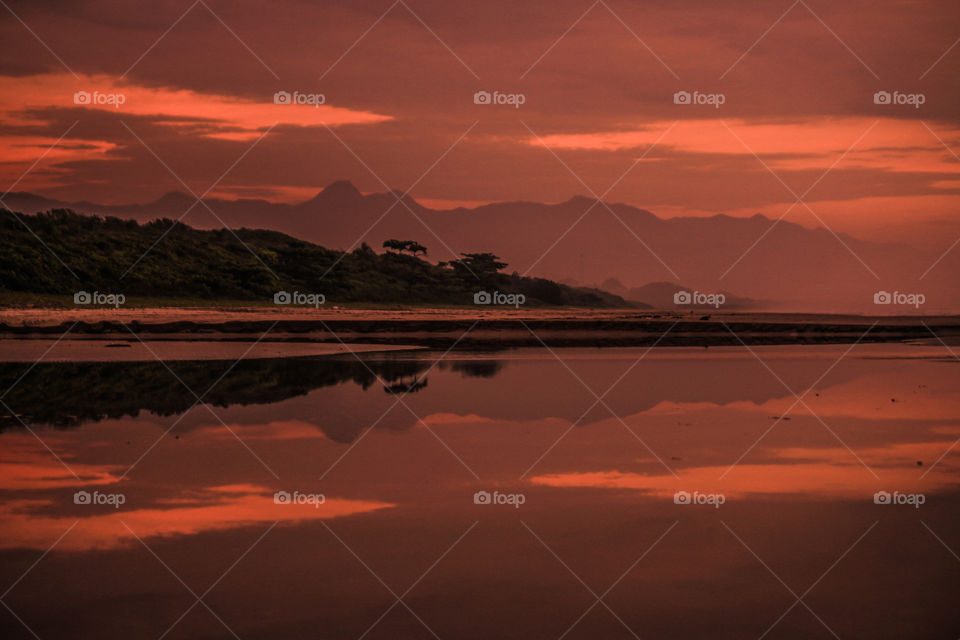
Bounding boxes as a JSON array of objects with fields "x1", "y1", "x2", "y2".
[{"x1": 0, "y1": 209, "x2": 632, "y2": 307}]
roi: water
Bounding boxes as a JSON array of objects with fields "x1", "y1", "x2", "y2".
[{"x1": 1, "y1": 344, "x2": 958, "y2": 639}]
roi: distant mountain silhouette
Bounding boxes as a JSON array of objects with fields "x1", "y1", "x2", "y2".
[{"x1": 4, "y1": 182, "x2": 957, "y2": 311}]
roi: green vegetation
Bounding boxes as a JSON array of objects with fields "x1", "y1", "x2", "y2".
[{"x1": 0, "y1": 209, "x2": 629, "y2": 307}]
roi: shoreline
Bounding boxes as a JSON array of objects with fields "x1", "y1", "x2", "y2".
[
  {"x1": 1, "y1": 307, "x2": 957, "y2": 348},
  {"x1": 0, "y1": 340, "x2": 424, "y2": 363}
]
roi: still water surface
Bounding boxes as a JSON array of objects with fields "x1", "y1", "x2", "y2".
[{"x1": 1, "y1": 344, "x2": 958, "y2": 639}]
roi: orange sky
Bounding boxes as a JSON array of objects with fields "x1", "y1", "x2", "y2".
[{"x1": 0, "y1": 0, "x2": 958, "y2": 242}]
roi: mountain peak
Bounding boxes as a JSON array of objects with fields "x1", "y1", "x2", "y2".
[
  {"x1": 153, "y1": 191, "x2": 195, "y2": 208},
  {"x1": 319, "y1": 180, "x2": 362, "y2": 200},
  {"x1": 562, "y1": 194, "x2": 598, "y2": 207}
]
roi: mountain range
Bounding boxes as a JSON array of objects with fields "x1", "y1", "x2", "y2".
[{"x1": 4, "y1": 182, "x2": 957, "y2": 312}]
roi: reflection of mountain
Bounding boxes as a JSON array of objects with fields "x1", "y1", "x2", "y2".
[
  {"x1": 1, "y1": 351, "x2": 878, "y2": 444},
  {"x1": 0, "y1": 355, "x2": 512, "y2": 439},
  {"x1": 0, "y1": 357, "x2": 433, "y2": 430},
  {"x1": 5, "y1": 181, "x2": 958, "y2": 311}
]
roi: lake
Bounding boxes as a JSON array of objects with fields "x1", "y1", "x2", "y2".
[{"x1": 1, "y1": 344, "x2": 958, "y2": 639}]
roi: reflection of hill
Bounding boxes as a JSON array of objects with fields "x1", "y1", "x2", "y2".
[
  {"x1": 0, "y1": 357, "x2": 433, "y2": 430},
  {"x1": 1, "y1": 351, "x2": 878, "y2": 443}
]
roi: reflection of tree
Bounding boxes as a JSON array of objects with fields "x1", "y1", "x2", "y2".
[
  {"x1": 383, "y1": 376, "x2": 428, "y2": 395},
  {"x1": 0, "y1": 356, "x2": 433, "y2": 430}
]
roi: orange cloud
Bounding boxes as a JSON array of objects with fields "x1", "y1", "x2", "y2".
[
  {"x1": 529, "y1": 117, "x2": 960, "y2": 175},
  {"x1": 0, "y1": 73, "x2": 392, "y2": 141}
]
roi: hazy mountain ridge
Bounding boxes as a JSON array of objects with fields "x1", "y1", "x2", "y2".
[{"x1": 3, "y1": 182, "x2": 957, "y2": 311}]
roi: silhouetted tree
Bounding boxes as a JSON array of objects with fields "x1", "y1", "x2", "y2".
[
  {"x1": 382, "y1": 239, "x2": 428, "y2": 256},
  {"x1": 382, "y1": 239, "x2": 408, "y2": 253},
  {"x1": 443, "y1": 252, "x2": 507, "y2": 287}
]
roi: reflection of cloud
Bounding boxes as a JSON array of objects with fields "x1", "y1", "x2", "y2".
[
  {"x1": 531, "y1": 441, "x2": 960, "y2": 499},
  {"x1": 0, "y1": 485, "x2": 393, "y2": 551},
  {"x1": 0, "y1": 435, "x2": 120, "y2": 490},
  {"x1": 193, "y1": 420, "x2": 329, "y2": 441},
  {"x1": 644, "y1": 370, "x2": 960, "y2": 421}
]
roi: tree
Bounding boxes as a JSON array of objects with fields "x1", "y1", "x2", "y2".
[
  {"x1": 445, "y1": 252, "x2": 507, "y2": 285},
  {"x1": 382, "y1": 239, "x2": 427, "y2": 256},
  {"x1": 382, "y1": 239, "x2": 407, "y2": 253}
]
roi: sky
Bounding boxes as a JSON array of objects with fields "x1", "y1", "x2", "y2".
[{"x1": 0, "y1": 0, "x2": 958, "y2": 243}]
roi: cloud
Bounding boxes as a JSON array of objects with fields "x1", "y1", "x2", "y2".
[
  {"x1": 0, "y1": 73, "x2": 391, "y2": 140},
  {"x1": 527, "y1": 117, "x2": 960, "y2": 173}
]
